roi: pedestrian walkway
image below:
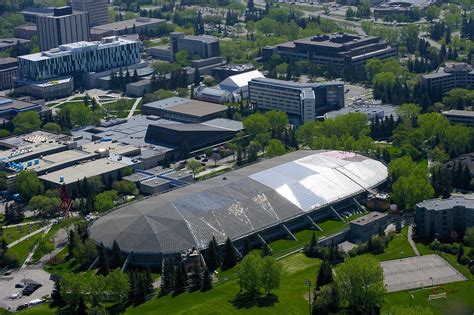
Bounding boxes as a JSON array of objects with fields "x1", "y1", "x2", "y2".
[
  {"x1": 2, "y1": 220, "x2": 42, "y2": 229},
  {"x1": 407, "y1": 225, "x2": 420, "y2": 256},
  {"x1": 6, "y1": 225, "x2": 50, "y2": 249},
  {"x1": 127, "y1": 97, "x2": 142, "y2": 118}
]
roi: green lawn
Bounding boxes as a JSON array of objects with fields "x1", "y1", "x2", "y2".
[
  {"x1": 8, "y1": 233, "x2": 43, "y2": 265},
  {"x1": 102, "y1": 99, "x2": 136, "y2": 118},
  {"x1": 384, "y1": 281, "x2": 474, "y2": 315},
  {"x1": 44, "y1": 247, "x2": 79, "y2": 278},
  {"x1": 371, "y1": 226, "x2": 416, "y2": 262},
  {"x1": 126, "y1": 253, "x2": 321, "y2": 315},
  {"x1": 315, "y1": 219, "x2": 348, "y2": 239},
  {"x1": 1, "y1": 223, "x2": 41, "y2": 244}
]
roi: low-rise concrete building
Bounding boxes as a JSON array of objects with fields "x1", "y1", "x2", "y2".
[
  {"x1": 350, "y1": 211, "x2": 389, "y2": 242},
  {"x1": 0, "y1": 58, "x2": 18, "y2": 91}
]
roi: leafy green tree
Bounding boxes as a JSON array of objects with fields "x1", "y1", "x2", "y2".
[
  {"x1": 264, "y1": 110, "x2": 288, "y2": 139},
  {"x1": 243, "y1": 113, "x2": 271, "y2": 142},
  {"x1": 266, "y1": 139, "x2": 286, "y2": 158},
  {"x1": 42, "y1": 122, "x2": 62, "y2": 133},
  {"x1": 186, "y1": 159, "x2": 202, "y2": 178},
  {"x1": 391, "y1": 175, "x2": 434, "y2": 211},
  {"x1": 12, "y1": 112, "x2": 41, "y2": 134},
  {"x1": 388, "y1": 156, "x2": 427, "y2": 182},
  {"x1": 463, "y1": 227, "x2": 474, "y2": 247},
  {"x1": 260, "y1": 256, "x2": 281, "y2": 295},
  {"x1": 112, "y1": 180, "x2": 138, "y2": 195},
  {"x1": 105, "y1": 269, "x2": 131, "y2": 304},
  {"x1": 29, "y1": 194, "x2": 60, "y2": 217},
  {"x1": 94, "y1": 190, "x2": 117, "y2": 213},
  {"x1": 16, "y1": 170, "x2": 43, "y2": 202},
  {"x1": 334, "y1": 256, "x2": 385, "y2": 314},
  {"x1": 238, "y1": 253, "x2": 261, "y2": 296},
  {"x1": 396, "y1": 103, "x2": 421, "y2": 123}
]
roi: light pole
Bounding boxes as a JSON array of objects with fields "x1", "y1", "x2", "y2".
[{"x1": 304, "y1": 279, "x2": 312, "y2": 315}]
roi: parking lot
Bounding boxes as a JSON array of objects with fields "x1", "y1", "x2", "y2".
[
  {"x1": 381, "y1": 254, "x2": 467, "y2": 292},
  {"x1": 0, "y1": 266, "x2": 54, "y2": 311}
]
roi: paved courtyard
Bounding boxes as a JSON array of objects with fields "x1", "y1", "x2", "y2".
[
  {"x1": 0, "y1": 266, "x2": 54, "y2": 311},
  {"x1": 380, "y1": 254, "x2": 467, "y2": 292}
]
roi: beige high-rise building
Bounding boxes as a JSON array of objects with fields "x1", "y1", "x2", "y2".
[{"x1": 71, "y1": 0, "x2": 108, "y2": 27}]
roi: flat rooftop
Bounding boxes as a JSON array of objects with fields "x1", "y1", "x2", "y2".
[
  {"x1": 0, "y1": 38, "x2": 30, "y2": 49},
  {"x1": 91, "y1": 17, "x2": 165, "y2": 32},
  {"x1": 0, "y1": 97, "x2": 41, "y2": 111},
  {"x1": 80, "y1": 141, "x2": 140, "y2": 156},
  {"x1": 39, "y1": 158, "x2": 130, "y2": 185},
  {"x1": 141, "y1": 177, "x2": 170, "y2": 187},
  {"x1": 0, "y1": 130, "x2": 70, "y2": 149},
  {"x1": 443, "y1": 110, "x2": 474, "y2": 118},
  {"x1": 325, "y1": 104, "x2": 398, "y2": 120},
  {"x1": 143, "y1": 97, "x2": 227, "y2": 117},
  {"x1": 0, "y1": 57, "x2": 17, "y2": 65},
  {"x1": 12, "y1": 149, "x2": 96, "y2": 173},
  {"x1": 417, "y1": 195, "x2": 474, "y2": 211},
  {"x1": 350, "y1": 211, "x2": 387, "y2": 225}
]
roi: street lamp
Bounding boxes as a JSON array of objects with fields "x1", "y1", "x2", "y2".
[{"x1": 304, "y1": 279, "x2": 312, "y2": 315}]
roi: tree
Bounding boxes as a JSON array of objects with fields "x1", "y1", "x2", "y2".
[
  {"x1": 265, "y1": 110, "x2": 288, "y2": 140},
  {"x1": 28, "y1": 195, "x2": 60, "y2": 217},
  {"x1": 110, "y1": 240, "x2": 123, "y2": 269},
  {"x1": 238, "y1": 253, "x2": 261, "y2": 296},
  {"x1": 186, "y1": 159, "x2": 202, "y2": 178},
  {"x1": 106, "y1": 269, "x2": 131, "y2": 304},
  {"x1": 463, "y1": 227, "x2": 474, "y2": 247},
  {"x1": 205, "y1": 236, "x2": 220, "y2": 271},
  {"x1": 457, "y1": 243, "x2": 464, "y2": 262},
  {"x1": 97, "y1": 243, "x2": 109, "y2": 276},
  {"x1": 261, "y1": 244, "x2": 272, "y2": 257},
  {"x1": 189, "y1": 266, "x2": 201, "y2": 292},
  {"x1": 42, "y1": 122, "x2": 62, "y2": 133},
  {"x1": 200, "y1": 267, "x2": 212, "y2": 292},
  {"x1": 316, "y1": 259, "x2": 333, "y2": 288},
  {"x1": 94, "y1": 190, "x2": 117, "y2": 213},
  {"x1": 266, "y1": 139, "x2": 286, "y2": 158},
  {"x1": 391, "y1": 175, "x2": 434, "y2": 211},
  {"x1": 12, "y1": 112, "x2": 41, "y2": 134},
  {"x1": 243, "y1": 113, "x2": 270, "y2": 141},
  {"x1": 112, "y1": 180, "x2": 138, "y2": 195},
  {"x1": 335, "y1": 256, "x2": 385, "y2": 314},
  {"x1": 396, "y1": 103, "x2": 421, "y2": 123},
  {"x1": 16, "y1": 170, "x2": 43, "y2": 202},
  {"x1": 260, "y1": 256, "x2": 281, "y2": 295},
  {"x1": 173, "y1": 264, "x2": 188, "y2": 295},
  {"x1": 160, "y1": 257, "x2": 175, "y2": 295},
  {"x1": 221, "y1": 237, "x2": 237, "y2": 271}
]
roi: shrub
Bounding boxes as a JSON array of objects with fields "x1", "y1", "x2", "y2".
[
  {"x1": 348, "y1": 248, "x2": 357, "y2": 258},
  {"x1": 429, "y1": 239, "x2": 441, "y2": 250},
  {"x1": 48, "y1": 255, "x2": 65, "y2": 266},
  {"x1": 439, "y1": 243, "x2": 458, "y2": 255},
  {"x1": 356, "y1": 243, "x2": 369, "y2": 255},
  {"x1": 458, "y1": 255, "x2": 470, "y2": 265}
]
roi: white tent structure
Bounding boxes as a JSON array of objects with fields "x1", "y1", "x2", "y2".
[{"x1": 218, "y1": 70, "x2": 264, "y2": 97}]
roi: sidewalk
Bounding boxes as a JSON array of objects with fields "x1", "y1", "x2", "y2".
[
  {"x1": 407, "y1": 225, "x2": 420, "y2": 256},
  {"x1": 6, "y1": 225, "x2": 51, "y2": 249}
]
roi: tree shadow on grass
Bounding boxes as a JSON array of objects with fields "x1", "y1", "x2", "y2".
[{"x1": 230, "y1": 292, "x2": 279, "y2": 309}]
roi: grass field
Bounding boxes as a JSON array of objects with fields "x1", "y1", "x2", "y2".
[
  {"x1": 126, "y1": 253, "x2": 321, "y2": 315},
  {"x1": 1, "y1": 223, "x2": 41, "y2": 244},
  {"x1": 384, "y1": 281, "x2": 474, "y2": 315},
  {"x1": 8, "y1": 233, "x2": 43, "y2": 265},
  {"x1": 371, "y1": 226, "x2": 416, "y2": 262},
  {"x1": 102, "y1": 99, "x2": 135, "y2": 118}
]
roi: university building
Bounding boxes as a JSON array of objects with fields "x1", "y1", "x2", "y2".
[
  {"x1": 421, "y1": 62, "x2": 474, "y2": 93},
  {"x1": 248, "y1": 77, "x2": 345, "y2": 123}
]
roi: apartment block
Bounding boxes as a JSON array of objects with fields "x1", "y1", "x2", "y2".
[
  {"x1": 442, "y1": 110, "x2": 474, "y2": 127},
  {"x1": 416, "y1": 195, "x2": 474, "y2": 239}
]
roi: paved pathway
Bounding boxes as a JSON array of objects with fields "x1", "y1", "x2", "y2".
[
  {"x1": 6, "y1": 225, "x2": 51, "y2": 249},
  {"x1": 39, "y1": 228, "x2": 68, "y2": 263},
  {"x1": 127, "y1": 97, "x2": 142, "y2": 118},
  {"x1": 2, "y1": 221, "x2": 42, "y2": 229},
  {"x1": 407, "y1": 225, "x2": 420, "y2": 256}
]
